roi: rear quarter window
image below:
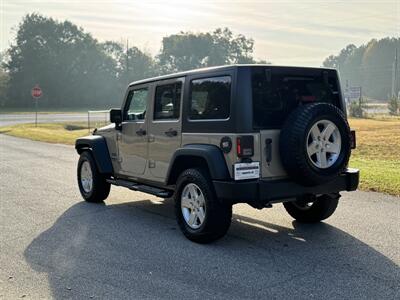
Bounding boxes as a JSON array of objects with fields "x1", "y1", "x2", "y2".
[{"x1": 189, "y1": 76, "x2": 231, "y2": 120}]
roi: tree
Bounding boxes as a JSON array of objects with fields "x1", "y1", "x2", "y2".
[
  {"x1": 3, "y1": 14, "x2": 265, "y2": 110},
  {"x1": 323, "y1": 44, "x2": 356, "y2": 69},
  {"x1": 101, "y1": 41, "x2": 156, "y2": 85},
  {"x1": 388, "y1": 95, "x2": 399, "y2": 115},
  {"x1": 0, "y1": 52, "x2": 9, "y2": 107},
  {"x1": 0, "y1": 68, "x2": 9, "y2": 108},
  {"x1": 323, "y1": 38, "x2": 400, "y2": 100},
  {"x1": 208, "y1": 28, "x2": 255, "y2": 65},
  {"x1": 157, "y1": 28, "x2": 256, "y2": 73},
  {"x1": 125, "y1": 46, "x2": 156, "y2": 83},
  {"x1": 4, "y1": 13, "x2": 121, "y2": 109},
  {"x1": 157, "y1": 32, "x2": 213, "y2": 73}
]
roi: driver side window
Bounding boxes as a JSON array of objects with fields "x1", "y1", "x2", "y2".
[{"x1": 124, "y1": 88, "x2": 148, "y2": 121}]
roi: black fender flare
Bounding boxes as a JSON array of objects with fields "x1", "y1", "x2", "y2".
[
  {"x1": 75, "y1": 135, "x2": 113, "y2": 174},
  {"x1": 166, "y1": 144, "x2": 230, "y2": 185}
]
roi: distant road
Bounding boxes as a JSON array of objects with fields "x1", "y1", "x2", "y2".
[
  {"x1": 0, "y1": 134, "x2": 399, "y2": 299},
  {"x1": 0, "y1": 112, "x2": 108, "y2": 126},
  {"x1": 1, "y1": 107, "x2": 390, "y2": 127}
]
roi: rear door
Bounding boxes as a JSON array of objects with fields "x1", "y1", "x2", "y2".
[
  {"x1": 147, "y1": 78, "x2": 184, "y2": 180},
  {"x1": 251, "y1": 67, "x2": 342, "y2": 179}
]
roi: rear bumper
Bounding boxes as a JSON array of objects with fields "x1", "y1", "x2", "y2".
[{"x1": 213, "y1": 168, "x2": 359, "y2": 208}]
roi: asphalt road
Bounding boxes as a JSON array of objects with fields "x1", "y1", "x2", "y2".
[
  {"x1": 0, "y1": 135, "x2": 399, "y2": 299},
  {"x1": 0, "y1": 113, "x2": 108, "y2": 127}
]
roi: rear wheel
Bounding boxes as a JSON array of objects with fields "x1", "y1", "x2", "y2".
[
  {"x1": 174, "y1": 168, "x2": 232, "y2": 243},
  {"x1": 77, "y1": 151, "x2": 110, "y2": 203},
  {"x1": 283, "y1": 193, "x2": 340, "y2": 223}
]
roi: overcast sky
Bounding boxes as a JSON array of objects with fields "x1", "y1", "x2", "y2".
[{"x1": 1, "y1": 0, "x2": 399, "y2": 66}]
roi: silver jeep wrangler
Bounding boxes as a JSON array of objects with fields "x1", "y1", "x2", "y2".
[{"x1": 76, "y1": 65, "x2": 359, "y2": 243}]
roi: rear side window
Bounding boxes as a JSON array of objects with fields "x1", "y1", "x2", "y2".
[
  {"x1": 252, "y1": 68, "x2": 340, "y2": 128},
  {"x1": 154, "y1": 82, "x2": 182, "y2": 120},
  {"x1": 189, "y1": 76, "x2": 231, "y2": 120}
]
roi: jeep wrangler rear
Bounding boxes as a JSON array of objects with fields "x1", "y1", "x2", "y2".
[{"x1": 75, "y1": 65, "x2": 359, "y2": 243}]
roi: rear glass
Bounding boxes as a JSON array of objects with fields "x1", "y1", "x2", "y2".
[{"x1": 252, "y1": 68, "x2": 340, "y2": 128}]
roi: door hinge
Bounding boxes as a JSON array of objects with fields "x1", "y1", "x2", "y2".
[{"x1": 148, "y1": 160, "x2": 156, "y2": 168}]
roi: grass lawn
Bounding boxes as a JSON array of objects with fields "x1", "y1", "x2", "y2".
[
  {"x1": 348, "y1": 117, "x2": 400, "y2": 196},
  {"x1": 0, "y1": 118, "x2": 399, "y2": 196},
  {"x1": 0, "y1": 123, "x2": 89, "y2": 145}
]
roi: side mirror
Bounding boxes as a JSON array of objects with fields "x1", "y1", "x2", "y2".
[{"x1": 110, "y1": 109, "x2": 122, "y2": 125}]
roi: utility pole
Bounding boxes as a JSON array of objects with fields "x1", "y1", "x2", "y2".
[
  {"x1": 392, "y1": 60, "x2": 395, "y2": 97},
  {"x1": 395, "y1": 48, "x2": 399, "y2": 97},
  {"x1": 391, "y1": 48, "x2": 398, "y2": 97},
  {"x1": 126, "y1": 38, "x2": 129, "y2": 84}
]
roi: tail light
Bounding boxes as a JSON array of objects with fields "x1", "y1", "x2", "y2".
[
  {"x1": 350, "y1": 130, "x2": 356, "y2": 149},
  {"x1": 236, "y1": 136, "x2": 254, "y2": 158},
  {"x1": 301, "y1": 95, "x2": 316, "y2": 102}
]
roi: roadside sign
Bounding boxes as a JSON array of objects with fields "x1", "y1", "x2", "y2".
[
  {"x1": 31, "y1": 85, "x2": 42, "y2": 99},
  {"x1": 31, "y1": 84, "x2": 42, "y2": 127},
  {"x1": 348, "y1": 86, "x2": 361, "y2": 100}
]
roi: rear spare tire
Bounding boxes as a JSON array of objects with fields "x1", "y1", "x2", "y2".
[{"x1": 280, "y1": 103, "x2": 351, "y2": 186}]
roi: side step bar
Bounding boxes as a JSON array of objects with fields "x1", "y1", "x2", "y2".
[{"x1": 106, "y1": 178, "x2": 173, "y2": 198}]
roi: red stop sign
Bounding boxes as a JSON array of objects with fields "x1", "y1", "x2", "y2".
[{"x1": 31, "y1": 85, "x2": 42, "y2": 99}]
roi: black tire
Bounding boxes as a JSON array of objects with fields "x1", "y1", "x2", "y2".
[
  {"x1": 280, "y1": 103, "x2": 351, "y2": 186},
  {"x1": 77, "y1": 151, "x2": 111, "y2": 203},
  {"x1": 283, "y1": 193, "x2": 339, "y2": 223},
  {"x1": 174, "y1": 168, "x2": 232, "y2": 243}
]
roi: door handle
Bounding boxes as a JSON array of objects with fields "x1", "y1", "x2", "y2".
[
  {"x1": 164, "y1": 128, "x2": 178, "y2": 137},
  {"x1": 136, "y1": 128, "x2": 146, "y2": 136}
]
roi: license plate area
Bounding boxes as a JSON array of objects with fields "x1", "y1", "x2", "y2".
[{"x1": 234, "y1": 162, "x2": 260, "y2": 180}]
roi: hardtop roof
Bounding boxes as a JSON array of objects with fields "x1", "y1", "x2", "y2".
[{"x1": 128, "y1": 64, "x2": 336, "y2": 87}]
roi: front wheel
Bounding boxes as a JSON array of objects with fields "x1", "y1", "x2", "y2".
[
  {"x1": 77, "y1": 151, "x2": 111, "y2": 203},
  {"x1": 174, "y1": 168, "x2": 232, "y2": 243},
  {"x1": 283, "y1": 193, "x2": 340, "y2": 223}
]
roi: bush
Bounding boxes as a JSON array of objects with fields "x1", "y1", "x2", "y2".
[
  {"x1": 388, "y1": 96, "x2": 399, "y2": 116},
  {"x1": 349, "y1": 97, "x2": 367, "y2": 118}
]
